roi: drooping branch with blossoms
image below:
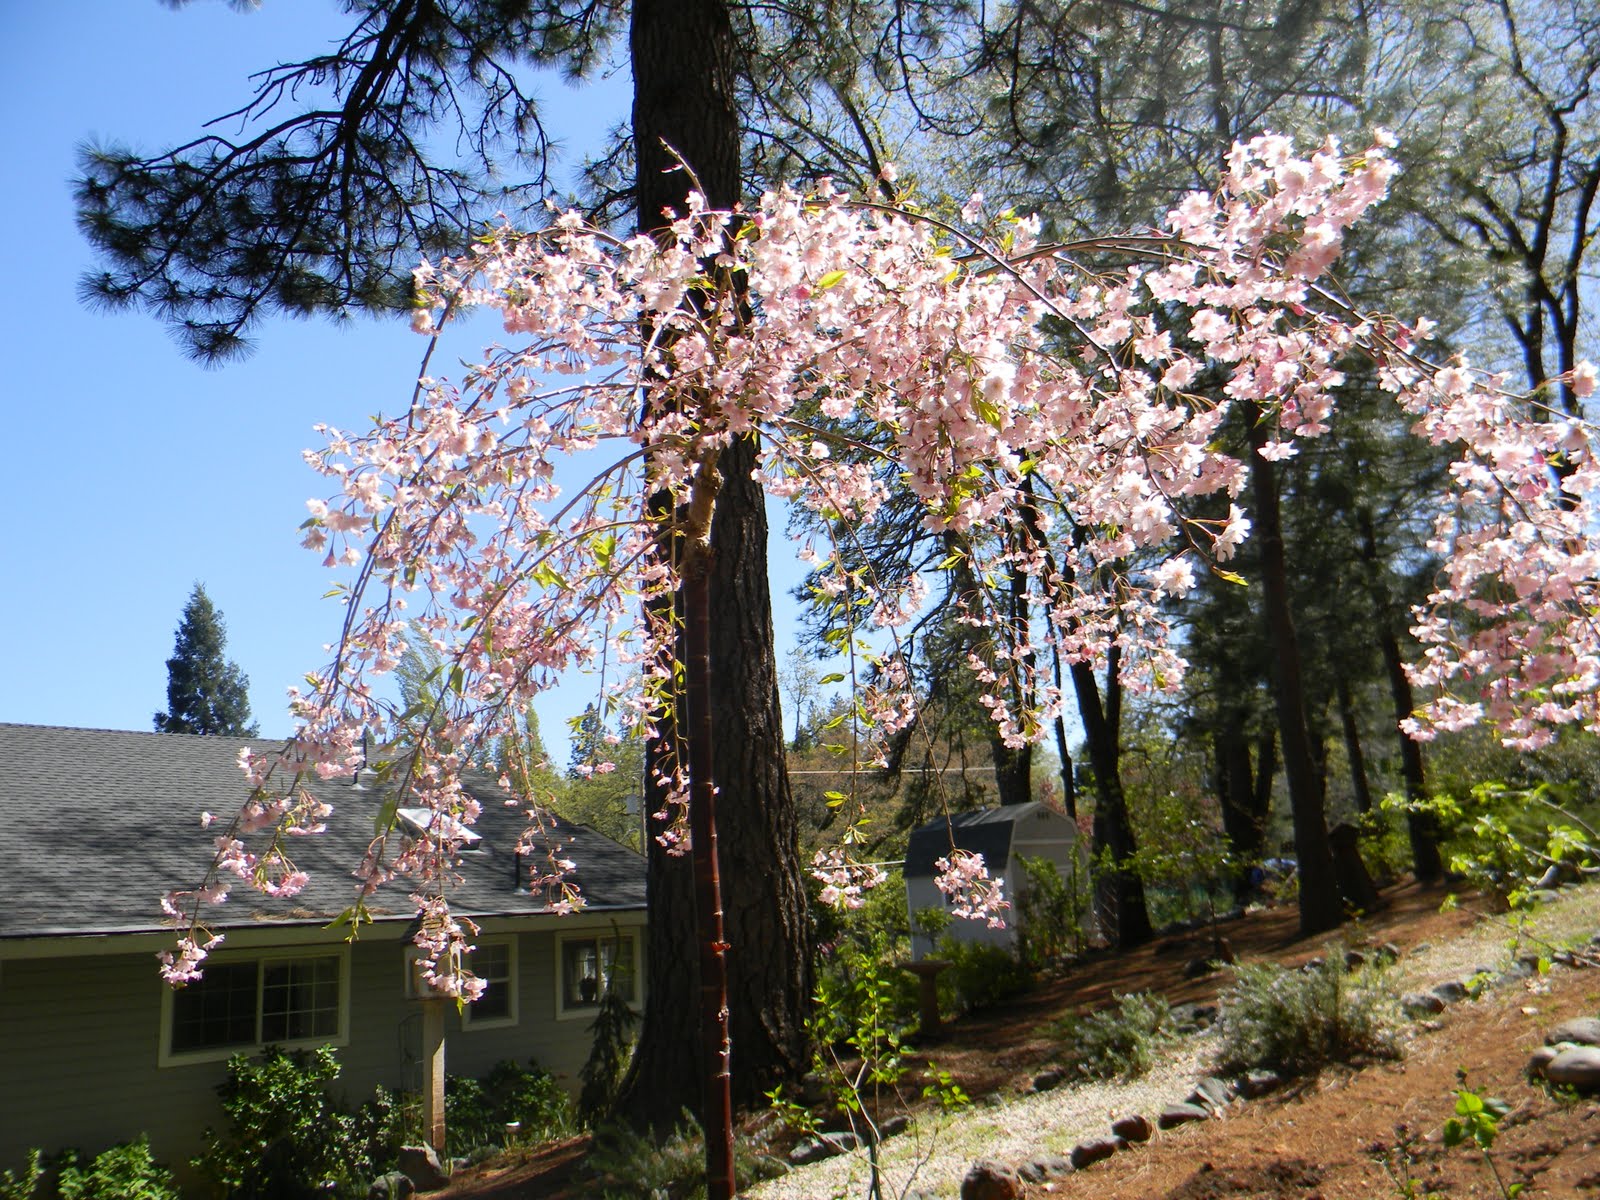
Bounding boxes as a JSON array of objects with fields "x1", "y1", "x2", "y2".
[{"x1": 160, "y1": 131, "x2": 1597, "y2": 1003}]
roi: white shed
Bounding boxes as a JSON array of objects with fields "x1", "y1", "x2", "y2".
[{"x1": 903, "y1": 801, "x2": 1084, "y2": 960}]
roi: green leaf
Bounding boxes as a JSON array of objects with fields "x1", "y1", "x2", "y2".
[
  {"x1": 818, "y1": 672, "x2": 847, "y2": 686},
  {"x1": 817, "y1": 269, "x2": 848, "y2": 289}
]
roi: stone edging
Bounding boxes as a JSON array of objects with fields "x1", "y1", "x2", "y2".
[{"x1": 947, "y1": 930, "x2": 1600, "y2": 1200}]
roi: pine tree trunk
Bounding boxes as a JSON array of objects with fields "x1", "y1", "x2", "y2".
[
  {"x1": 1336, "y1": 675, "x2": 1374, "y2": 816},
  {"x1": 1070, "y1": 656, "x2": 1152, "y2": 947},
  {"x1": 617, "y1": 0, "x2": 811, "y2": 1138},
  {"x1": 1215, "y1": 715, "x2": 1264, "y2": 904},
  {"x1": 1246, "y1": 403, "x2": 1343, "y2": 935},
  {"x1": 1357, "y1": 512, "x2": 1443, "y2": 884}
]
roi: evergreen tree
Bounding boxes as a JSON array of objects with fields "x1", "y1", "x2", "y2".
[{"x1": 154, "y1": 584, "x2": 258, "y2": 737}]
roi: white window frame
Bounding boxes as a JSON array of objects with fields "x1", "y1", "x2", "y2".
[
  {"x1": 159, "y1": 946, "x2": 351, "y2": 1067},
  {"x1": 461, "y1": 936, "x2": 519, "y2": 1030},
  {"x1": 554, "y1": 929, "x2": 641, "y2": 1021}
]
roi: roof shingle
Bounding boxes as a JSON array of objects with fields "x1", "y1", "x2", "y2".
[{"x1": 0, "y1": 723, "x2": 644, "y2": 940}]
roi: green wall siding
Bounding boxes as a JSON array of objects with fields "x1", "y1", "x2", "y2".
[{"x1": 0, "y1": 919, "x2": 643, "y2": 1191}]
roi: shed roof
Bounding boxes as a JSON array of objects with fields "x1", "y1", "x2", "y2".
[
  {"x1": 0, "y1": 723, "x2": 644, "y2": 941},
  {"x1": 903, "y1": 801, "x2": 1060, "y2": 878}
]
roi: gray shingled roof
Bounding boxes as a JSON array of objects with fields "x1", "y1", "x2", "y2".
[
  {"x1": 0, "y1": 723, "x2": 644, "y2": 941},
  {"x1": 903, "y1": 802, "x2": 1054, "y2": 878}
]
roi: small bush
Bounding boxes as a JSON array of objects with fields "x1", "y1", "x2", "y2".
[
  {"x1": 1215, "y1": 955, "x2": 1403, "y2": 1078},
  {"x1": 585, "y1": 1115, "x2": 786, "y2": 1200},
  {"x1": 1016, "y1": 855, "x2": 1093, "y2": 968},
  {"x1": 936, "y1": 937, "x2": 1033, "y2": 1013},
  {"x1": 579, "y1": 975, "x2": 640, "y2": 1126},
  {"x1": 446, "y1": 1059, "x2": 573, "y2": 1151},
  {"x1": 1056, "y1": 992, "x2": 1177, "y2": 1081},
  {"x1": 194, "y1": 1045, "x2": 376, "y2": 1200},
  {"x1": 57, "y1": 1138, "x2": 180, "y2": 1200}
]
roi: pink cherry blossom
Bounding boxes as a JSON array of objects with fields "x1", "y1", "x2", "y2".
[{"x1": 155, "y1": 130, "x2": 1600, "y2": 985}]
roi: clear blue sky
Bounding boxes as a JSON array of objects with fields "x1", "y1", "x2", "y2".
[{"x1": 0, "y1": 1, "x2": 812, "y2": 752}]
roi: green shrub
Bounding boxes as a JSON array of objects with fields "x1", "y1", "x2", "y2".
[
  {"x1": 579, "y1": 973, "x2": 640, "y2": 1126},
  {"x1": 935, "y1": 936, "x2": 1033, "y2": 1013},
  {"x1": 193, "y1": 1045, "x2": 376, "y2": 1200},
  {"x1": 446, "y1": 1059, "x2": 572, "y2": 1151},
  {"x1": 1055, "y1": 991, "x2": 1177, "y2": 1081},
  {"x1": 1215, "y1": 955, "x2": 1403, "y2": 1078},
  {"x1": 911, "y1": 905, "x2": 952, "y2": 945},
  {"x1": 1, "y1": 1151, "x2": 43, "y2": 1200},
  {"x1": 1016, "y1": 855, "x2": 1093, "y2": 968},
  {"x1": 585, "y1": 1115, "x2": 786, "y2": 1199},
  {"x1": 56, "y1": 1139, "x2": 179, "y2": 1200}
]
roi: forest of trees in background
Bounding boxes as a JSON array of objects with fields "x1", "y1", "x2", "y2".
[{"x1": 770, "y1": 0, "x2": 1600, "y2": 945}]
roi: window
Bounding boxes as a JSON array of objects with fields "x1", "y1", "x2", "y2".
[
  {"x1": 262, "y1": 957, "x2": 341, "y2": 1041},
  {"x1": 556, "y1": 932, "x2": 638, "y2": 1019},
  {"x1": 162, "y1": 950, "x2": 348, "y2": 1065},
  {"x1": 462, "y1": 938, "x2": 518, "y2": 1029}
]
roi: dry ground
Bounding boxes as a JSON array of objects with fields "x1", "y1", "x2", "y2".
[{"x1": 436, "y1": 881, "x2": 1600, "y2": 1198}]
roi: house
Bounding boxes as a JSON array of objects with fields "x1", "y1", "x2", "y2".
[
  {"x1": 903, "y1": 801, "x2": 1085, "y2": 959},
  {"x1": 0, "y1": 723, "x2": 645, "y2": 1183}
]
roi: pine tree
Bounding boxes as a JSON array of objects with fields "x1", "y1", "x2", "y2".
[{"x1": 154, "y1": 584, "x2": 258, "y2": 737}]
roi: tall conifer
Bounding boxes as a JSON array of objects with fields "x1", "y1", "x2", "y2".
[{"x1": 154, "y1": 584, "x2": 258, "y2": 737}]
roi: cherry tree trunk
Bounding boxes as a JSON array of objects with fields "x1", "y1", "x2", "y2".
[{"x1": 685, "y1": 547, "x2": 735, "y2": 1199}]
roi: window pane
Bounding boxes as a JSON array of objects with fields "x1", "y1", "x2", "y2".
[
  {"x1": 469, "y1": 942, "x2": 512, "y2": 1021},
  {"x1": 261, "y1": 957, "x2": 340, "y2": 1042},
  {"x1": 602, "y1": 937, "x2": 637, "y2": 1002},
  {"x1": 171, "y1": 962, "x2": 258, "y2": 1052},
  {"x1": 563, "y1": 940, "x2": 601, "y2": 1008},
  {"x1": 564, "y1": 936, "x2": 634, "y2": 1010}
]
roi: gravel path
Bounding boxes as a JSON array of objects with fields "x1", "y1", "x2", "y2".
[{"x1": 752, "y1": 1040, "x2": 1211, "y2": 1199}]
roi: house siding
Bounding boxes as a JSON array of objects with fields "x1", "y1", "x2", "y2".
[
  {"x1": 1, "y1": 952, "x2": 223, "y2": 1184},
  {"x1": 1, "y1": 918, "x2": 644, "y2": 1191}
]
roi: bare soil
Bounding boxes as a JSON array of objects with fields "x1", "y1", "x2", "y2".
[{"x1": 435, "y1": 881, "x2": 1600, "y2": 1198}]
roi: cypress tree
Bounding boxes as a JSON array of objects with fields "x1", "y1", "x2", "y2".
[{"x1": 154, "y1": 584, "x2": 258, "y2": 737}]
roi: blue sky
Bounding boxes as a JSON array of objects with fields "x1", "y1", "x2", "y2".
[{"x1": 0, "y1": 1, "x2": 812, "y2": 752}]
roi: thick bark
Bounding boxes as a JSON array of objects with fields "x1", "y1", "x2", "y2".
[
  {"x1": 1070, "y1": 655, "x2": 1152, "y2": 948},
  {"x1": 1246, "y1": 403, "x2": 1343, "y2": 935},
  {"x1": 617, "y1": 0, "x2": 811, "y2": 1140},
  {"x1": 704, "y1": 434, "x2": 812, "y2": 1097}
]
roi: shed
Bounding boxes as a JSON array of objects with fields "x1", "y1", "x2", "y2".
[{"x1": 903, "y1": 801, "x2": 1084, "y2": 959}]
